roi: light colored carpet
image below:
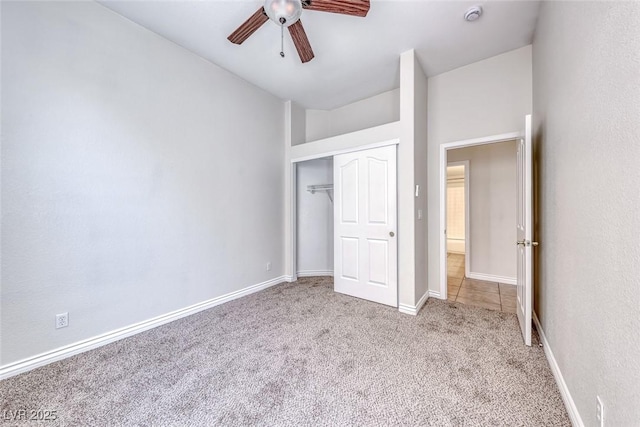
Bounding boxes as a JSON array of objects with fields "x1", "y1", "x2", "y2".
[{"x1": 1, "y1": 277, "x2": 570, "y2": 426}]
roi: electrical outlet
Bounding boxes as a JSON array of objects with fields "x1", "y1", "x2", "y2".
[
  {"x1": 56, "y1": 312, "x2": 69, "y2": 329},
  {"x1": 596, "y1": 396, "x2": 604, "y2": 427},
  {"x1": 266, "y1": 262, "x2": 272, "y2": 271}
]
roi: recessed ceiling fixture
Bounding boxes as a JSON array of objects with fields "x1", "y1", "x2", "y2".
[
  {"x1": 228, "y1": 0, "x2": 370, "y2": 63},
  {"x1": 464, "y1": 6, "x2": 483, "y2": 22}
]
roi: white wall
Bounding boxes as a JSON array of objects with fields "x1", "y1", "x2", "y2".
[
  {"x1": 427, "y1": 46, "x2": 532, "y2": 292},
  {"x1": 290, "y1": 122, "x2": 400, "y2": 161},
  {"x1": 296, "y1": 159, "x2": 333, "y2": 275},
  {"x1": 448, "y1": 141, "x2": 517, "y2": 280},
  {"x1": 306, "y1": 89, "x2": 399, "y2": 142},
  {"x1": 395, "y1": 50, "x2": 429, "y2": 307},
  {"x1": 410, "y1": 55, "x2": 429, "y2": 304},
  {"x1": 533, "y1": 2, "x2": 640, "y2": 425},
  {"x1": 1, "y1": 2, "x2": 285, "y2": 365}
]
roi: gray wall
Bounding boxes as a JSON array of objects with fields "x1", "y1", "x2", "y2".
[
  {"x1": 296, "y1": 159, "x2": 333, "y2": 275},
  {"x1": 1, "y1": 2, "x2": 285, "y2": 365},
  {"x1": 533, "y1": 1, "x2": 640, "y2": 425},
  {"x1": 448, "y1": 140, "x2": 517, "y2": 280}
]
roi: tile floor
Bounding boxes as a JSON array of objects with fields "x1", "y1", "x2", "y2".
[{"x1": 447, "y1": 253, "x2": 517, "y2": 313}]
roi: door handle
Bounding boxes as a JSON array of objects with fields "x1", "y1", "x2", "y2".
[
  {"x1": 516, "y1": 240, "x2": 526, "y2": 246},
  {"x1": 517, "y1": 240, "x2": 539, "y2": 247},
  {"x1": 389, "y1": 231, "x2": 395, "y2": 237},
  {"x1": 531, "y1": 241, "x2": 539, "y2": 247}
]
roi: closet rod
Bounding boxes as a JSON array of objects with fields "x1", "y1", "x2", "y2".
[{"x1": 307, "y1": 184, "x2": 333, "y2": 203}]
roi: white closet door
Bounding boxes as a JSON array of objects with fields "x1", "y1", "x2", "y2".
[{"x1": 333, "y1": 145, "x2": 397, "y2": 307}]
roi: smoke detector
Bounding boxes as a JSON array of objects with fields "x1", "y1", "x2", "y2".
[{"x1": 464, "y1": 6, "x2": 483, "y2": 22}]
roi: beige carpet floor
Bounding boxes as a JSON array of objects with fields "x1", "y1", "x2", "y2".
[{"x1": 1, "y1": 277, "x2": 570, "y2": 426}]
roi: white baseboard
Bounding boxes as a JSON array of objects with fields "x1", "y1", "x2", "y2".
[
  {"x1": 398, "y1": 291, "x2": 429, "y2": 316},
  {"x1": 429, "y1": 289, "x2": 445, "y2": 300},
  {"x1": 283, "y1": 275, "x2": 295, "y2": 282},
  {"x1": 533, "y1": 312, "x2": 584, "y2": 427},
  {"x1": 0, "y1": 275, "x2": 288, "y2": 380},
  {"x1": 466, "y1": 272, "x2": 516, "y2": 285},
  {"x1": 398, "y1": 305, "x2": 414, "y2": 315},
  {"x1": 296, "y1": 270, "x2": 333, "y2": 278}
]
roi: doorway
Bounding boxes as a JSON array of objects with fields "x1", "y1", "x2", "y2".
[
  {"x1": 440, "y1": 116, "x2": 535, "y2": 346},
  {"x1": 441, "y1": 134, "x2": 520, "y2": 313}
]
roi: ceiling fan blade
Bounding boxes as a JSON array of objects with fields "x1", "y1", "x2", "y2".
[
  {"x1": 288, "y1": 21, "x2": 315, "y2": 63},
  {"x1": 302, "y1": 0, "x2": 370, "y2": 17},
  {"x1": 228, "y1": 7, "x2": 269, "y2": 44}
]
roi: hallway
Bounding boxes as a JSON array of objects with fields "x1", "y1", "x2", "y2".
[{"x1": 447, "y1": 253, "x2": 517, "y2": 313}]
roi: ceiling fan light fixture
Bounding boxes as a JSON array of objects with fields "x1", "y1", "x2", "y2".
[
  {"x1": 264, "y1": 0, "x2": 302, "y2": 27},
  {"x1": 228, "y1": 0, "x2": 370, "y2": 63}
]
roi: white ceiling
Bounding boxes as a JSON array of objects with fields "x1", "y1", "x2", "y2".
[{"x1": 98, "y1": 0, "x2": 540, "y2": 110}]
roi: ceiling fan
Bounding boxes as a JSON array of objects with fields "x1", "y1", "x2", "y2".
[{"x1": 227, "y1": 0, "x2": 370, "y2": 63}]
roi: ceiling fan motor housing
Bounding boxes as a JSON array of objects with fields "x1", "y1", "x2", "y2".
[{"x1": 264, "y1": 0, "x2": 302, "y2": 27}]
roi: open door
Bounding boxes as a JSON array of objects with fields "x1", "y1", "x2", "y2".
[
  {"x1": 333, "y1": 145, "x2": 397, "y2": 307},
  {"x1": 517, "y1": 115, "x2": 535, "y2": 346}
]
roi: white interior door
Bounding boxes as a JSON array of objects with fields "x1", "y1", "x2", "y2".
[
  {"x1": 516, "y1": 115, "x2": 534, "y2": 346},
  {"x1": 333, "y1": 145, "x2": 397, "y2": 307}
]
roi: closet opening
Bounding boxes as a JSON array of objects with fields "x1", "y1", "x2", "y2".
[{"x1": 295, "y1": 157, "x2": 334, "y2": 279}]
